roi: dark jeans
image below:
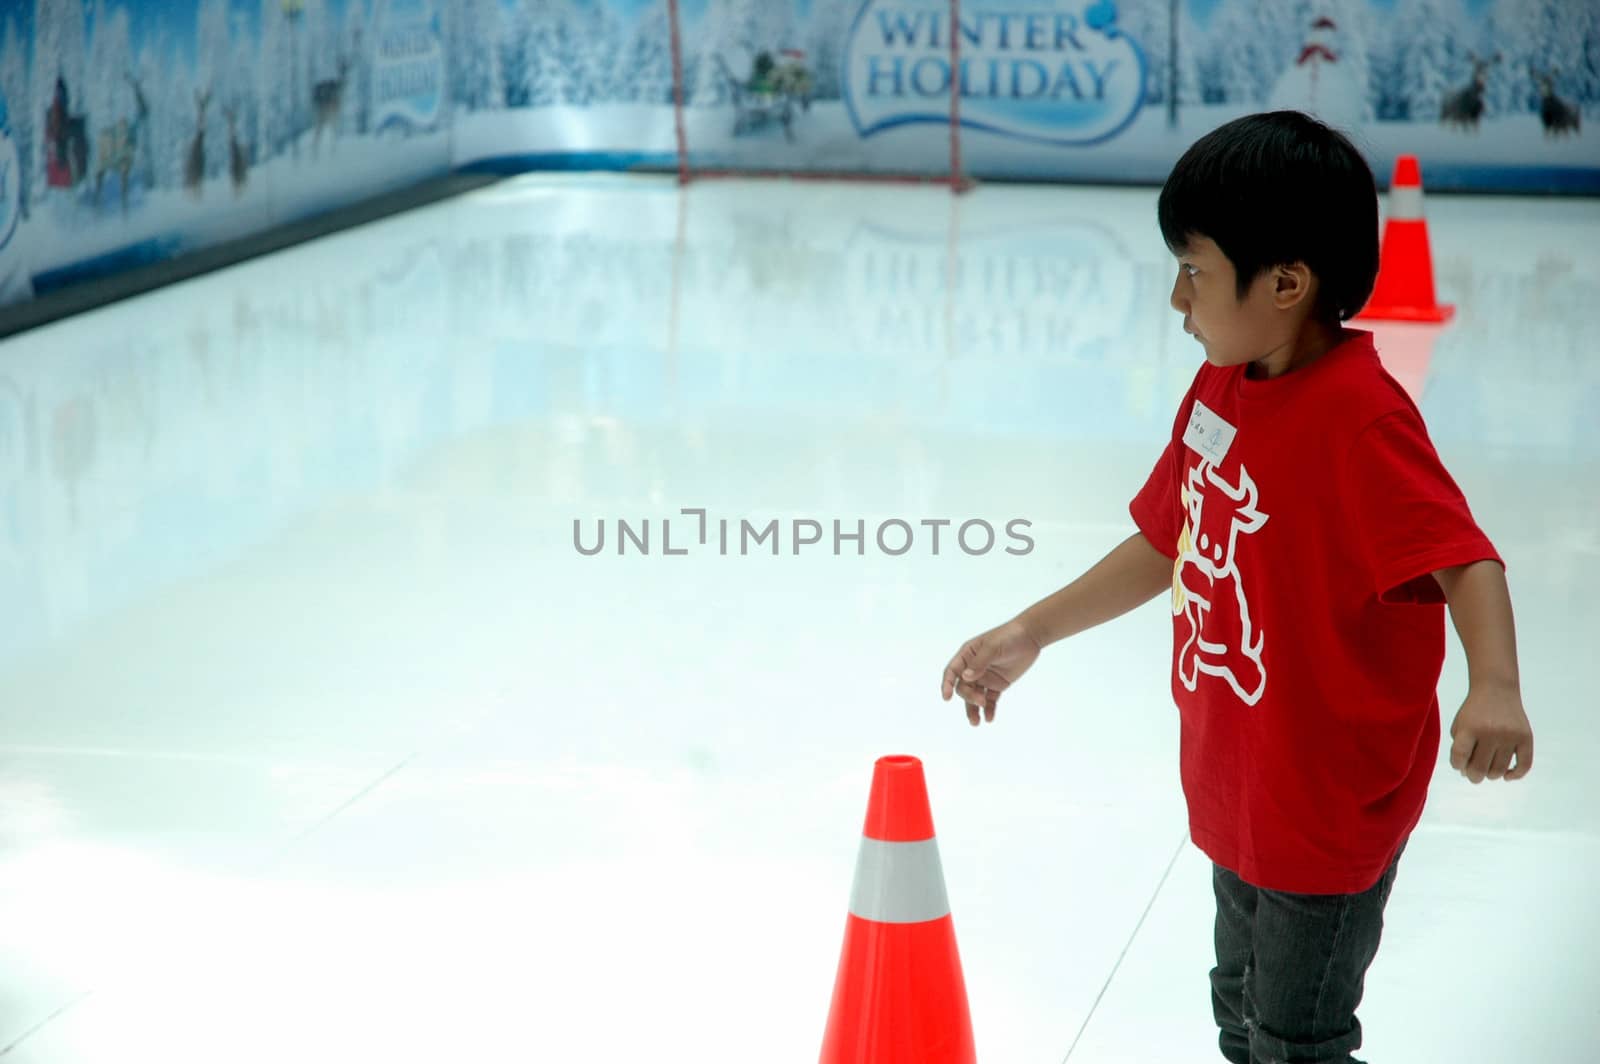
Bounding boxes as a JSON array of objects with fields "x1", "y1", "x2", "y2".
[{"x1": 1210, "y1": 841, "x2": 1406, "y2": 1064}]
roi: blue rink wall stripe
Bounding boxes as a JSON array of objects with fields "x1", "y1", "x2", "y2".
[
  {"x1": 458, "y1": 151, "x2": 679, "y2": 176},
  {"x1": 32, "y1": 236, "x2": 184, "y2": 295},
  {"x1": 457, "y1": 153, "x2": 1600, "y2": 196},
  {"x1": 1400, "y1": 165, "x2": 1600, "y2": 195},
  {"x1": 849, "y1": 838, "x2": 952, "y2": 925},
  {"x1": 575, "y1": 157, "x2": 1598, "y2": 195}
]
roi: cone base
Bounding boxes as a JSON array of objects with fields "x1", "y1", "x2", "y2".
[
  {"x1": 820, "y1": 913, "x2": 975, "y2": 1064},
  {"x1": 1356, "y1": 303, "x2": 1455, "y2": 324}
]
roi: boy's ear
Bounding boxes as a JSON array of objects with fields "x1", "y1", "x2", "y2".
[{"x1": 1271, "y1": 262, "x2": 1316, "y2": 311}]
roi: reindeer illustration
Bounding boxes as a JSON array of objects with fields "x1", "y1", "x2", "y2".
[
  {"x1": 93, "y1": 73, "x2": 150, "y2": 215},
  {"x1": 224, "y1": 105, "x2": 248, "y2": 195},
  {"x1": 1440, "y1": 52, "x2": 1500, "y2": 132},
  {"x1": 1532, "y1": 67, "x2": 1581, "y2": 138},
  {"x1": 310, "y1": 56, "x2": 351, "y2": 159},
  {"x1": 184, "y1": 88, "x2": 211, "y2": 198}
]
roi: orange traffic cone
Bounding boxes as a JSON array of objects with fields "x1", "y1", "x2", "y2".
[
  {"x1": 1357, "y1": 155, "x2": 1454, "y2": 323},
  {"x1": 819, "y1": 755, "x2": 976, "y2": 1064}
]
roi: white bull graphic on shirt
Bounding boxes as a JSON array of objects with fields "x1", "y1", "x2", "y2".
[{"x1": 1173, "y1": 460, "x2": 1269, "y2": 705}]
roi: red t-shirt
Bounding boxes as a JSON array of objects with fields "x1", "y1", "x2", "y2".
[{"x1": 1130, "y1": 330, "x2": 1501, "y2": 894}]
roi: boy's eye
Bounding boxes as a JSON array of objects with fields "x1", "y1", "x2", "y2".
[{"x1": 1181, "y1": 263, "x2": 1199, "y2": 277}]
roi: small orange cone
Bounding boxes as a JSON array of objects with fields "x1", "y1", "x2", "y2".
[
  {"x1": 1357, "y1": 155, "x2": 1454, "y2": 323},
  {"x1": 819, "y1": 755, "x2": 975, "y2": 1064}
]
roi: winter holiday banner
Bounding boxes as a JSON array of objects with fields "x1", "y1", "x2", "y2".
[
  {"x1": 453, "y1": 0, "x2": 1597, "y2": 189},
  {"x1": 0, "y1": 0, "x2": 452, "y2": 311}
]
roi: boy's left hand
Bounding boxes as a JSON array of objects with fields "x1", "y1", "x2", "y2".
[{"x1": 1447, "y1": 681, "x2": 1533, "y2": 783}]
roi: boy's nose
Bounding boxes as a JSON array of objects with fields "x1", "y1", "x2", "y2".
[{"x1": 1169, "y1": 273, "x2": 1188, "y2": 314}]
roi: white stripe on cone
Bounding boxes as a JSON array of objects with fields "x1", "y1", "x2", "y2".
[
  {"x1": 1389, "y1": 184, "x2": 1424, "y2": 220},
  {"x1": 848, "y1": 837, "x2": 952, "y2": 924}
]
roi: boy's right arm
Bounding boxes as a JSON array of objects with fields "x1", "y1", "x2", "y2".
[
  {"x1": 1018, "y1": 531, "x2": 1173, "y2": 648},
  {"x1": 942, "y1": 532, "x2": 1173, "y2": 726}
]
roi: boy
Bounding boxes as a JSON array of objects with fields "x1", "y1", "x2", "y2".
[{"x1": 939, "y1": 112, "x2": 1533, "y2": 1064}]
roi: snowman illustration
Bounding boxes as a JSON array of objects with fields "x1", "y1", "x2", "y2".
[{"x1": 1268, "y1": 10, "x2": 1367, "y2": 130}]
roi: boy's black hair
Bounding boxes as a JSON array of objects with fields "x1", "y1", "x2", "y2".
[{"x1": 1158, "y1": 111, "x2": 1379, "y2": 323}]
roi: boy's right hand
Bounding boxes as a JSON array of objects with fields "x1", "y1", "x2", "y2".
[{"x1": 941, "y1": 619, "x2": 1043, "y2": 727}]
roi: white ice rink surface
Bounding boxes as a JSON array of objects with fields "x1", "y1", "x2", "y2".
[{"x1": 1, "y1": 173, "x2": 1597, "y2": 1062}]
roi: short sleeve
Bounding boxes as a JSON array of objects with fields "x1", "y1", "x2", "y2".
[
  {"x1": 1130, "y1": 437, "x2": 1182, "y2": 559},
  {"x1": 1131, "y1": 374, "x2": 1201, "y2": 559},
  {"x1": 1342, "y1": 411, "x2": 1501, "y2": 604}
]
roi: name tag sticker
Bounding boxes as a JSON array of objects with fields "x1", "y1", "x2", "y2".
[{"x1": 1183, "y1": 400, "x2": 1236, "y2": 465}]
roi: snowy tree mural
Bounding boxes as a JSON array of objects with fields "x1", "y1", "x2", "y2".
[
  {"x1": 306, "y1": 0, "x2": 342, "y2": 88},
  {"x1": 1176, "y1": 7, "x2": 1210, "y2": 109},
  {"x1": 285, "y1": 0, "x2": 332, "y2": 150},
  {"x1": 130, "y1": 29, "x2": 165, "y2": 188},
  {"x1": 156, "y1": 43, "x2": 196, "y2": 190},
  {"x1": 84, "y1": 2, "x2": 132, "y2": 149},
  {"x1": 497, "y1": 1, "x2": 526, "y2": 105},
  {"x1": 341, "y1": 0, "x2": 371, "y2": 136},
  {"x1": 566, "y1": 2, "x2": 620, "y2": 104},
  {"x1": 1368, "y1": 2, "x2": 1411, "y2": 117},
  {"x1": 1204, "y1": 0, "x2": 1307, "y2": 107},
  {"x1": 1480, "y1": 0, "x2": 1598, "y2": 122},
  {"x1": 258, "y1": 0, "x2": 294, "y2": 159},
  {"x1": 516, "y1": 1, "x2": 558, "y2": 106},
  {"x1": 686, "y1": 0, "x2": 799, "y2": 106},
  {"x1": 1570, "y1": 3, "x2": 1600, "y2": 118},
  {"x1": 1393, "y1": 0, "x2": 1474, "y2": 125},
  {"x1": 228, "y1": 10, "x2": 261, "y2": 167},
  {"x1": 618, "y1": 5, "x2": 674, "y2": 105},
  {"x1": 1332, "y1": 1, "x2": 1376, "y2": 122},
  {"x1": 1, "y1": 17, "x2": 34, "y2": 213},
  {"x1": 197, "y1": 0, "x2": 232, "y2": 180},
  {"x1": 494, "y1": 0, "x2": 630, "y2": 108},
  {"x1": 499, "y1": 0, "x2": 562, "y2": 107},
  {"x1": 804, "y1": 0, "x2": 853, "y2": 101},
  {"x1": 450, "y1": 0, "x2": 503, "y2": 111},
  {"x1": 1121, "y1": 1, "x2": 1165, "y2": 106},
  {"x1": 1118, "y1": 0, "x2": 1206, "y2": 117}
]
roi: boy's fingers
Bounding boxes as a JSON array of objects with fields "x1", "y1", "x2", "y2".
[
  {"x1": 962, "y1": 683, "x2": 980, "y2": 726},
  {"x1": 1486, "y1": 745, "x2": 1514, "y2": 781},
  {"x1": 943, "y1": 639, "x2": 987, "y2": 699},
  {"x1": 944, "y1": 666, "x2": 981, "y2": 701},
  {"x1": 942, "y1": 661, "x2": 967, "y2": 699},
  {"x1": 950, "y1": 677, "x2": 972, "y2": 719},
  {"x1": 1449, "y1": 733, "x2": 1474, "y2": 773},
  {"x1": 952, "y1": 678, "x2": 995, "y2": 726},
  {"x1": 966, "y1": 668, "x2": 1012, "y2": 693},
  {"x1": 1505, "y1": 742, "x2": 1533, "y2": 780},
  {"x1": 1466, "y1": 740, "x2": 1495, "y2": 783}
]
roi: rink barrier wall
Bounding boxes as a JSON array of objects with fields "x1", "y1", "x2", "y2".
[
  {"x1": 0, "y1": 174, "x2": 495, "y2": 341},
  {"x1": 1, "y1": 0, "x2": 1597, "y2": 331}
]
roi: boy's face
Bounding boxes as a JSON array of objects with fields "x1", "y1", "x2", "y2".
[{"x1": 1168, "y1": 235, "x2": 1308, "y2": 373}]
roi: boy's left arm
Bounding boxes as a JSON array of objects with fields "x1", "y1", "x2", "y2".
[{"x1": 1433, "y1": 560, "x2": 1533, "y2": 783}]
